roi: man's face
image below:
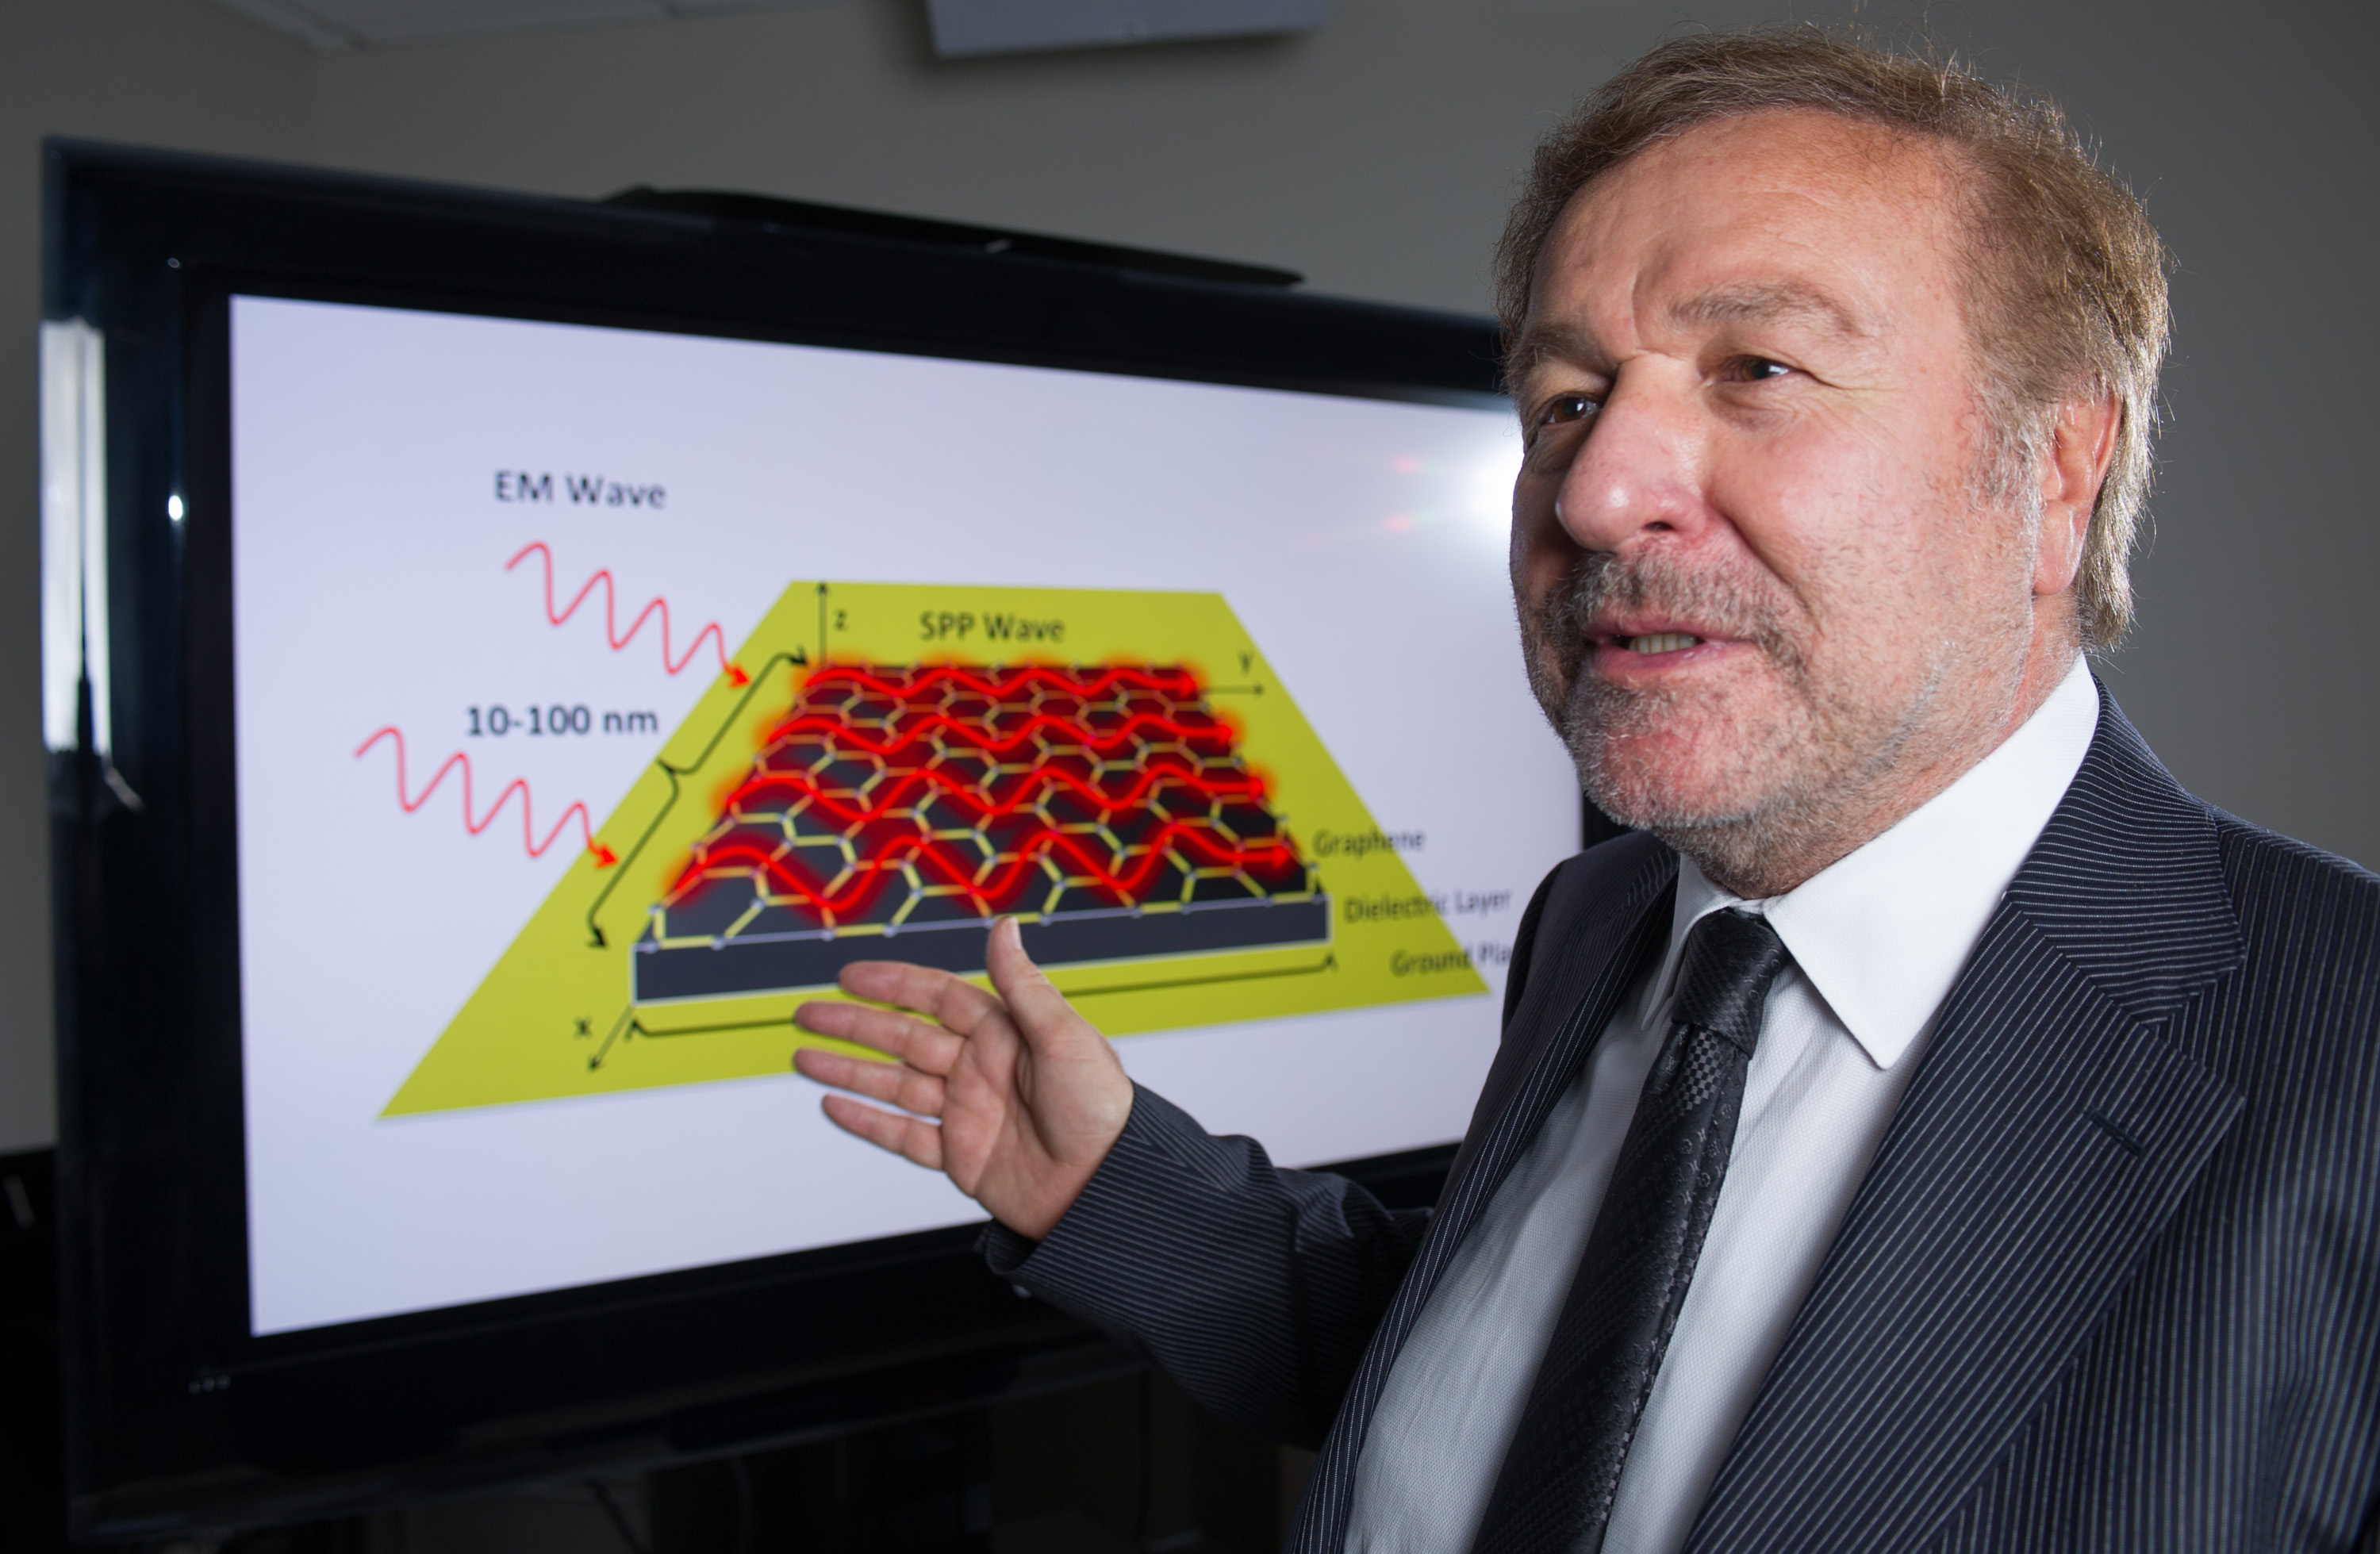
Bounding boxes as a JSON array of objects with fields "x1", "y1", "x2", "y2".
[{"x1": 1511, "y1": 109, "x2": 2053, "y2": 881}]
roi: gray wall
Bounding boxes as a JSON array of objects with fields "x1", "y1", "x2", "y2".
[{"x1": 4, "y1": 0, "x2": 2374, "y2": 1149}]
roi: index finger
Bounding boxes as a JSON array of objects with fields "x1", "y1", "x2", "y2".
[
  {"x1": 838, "y1": 958, "x2": 1005, "y2": 1037},
  {"x1": 793, "y1": 998, "x2": 965, "y2": 1075}
]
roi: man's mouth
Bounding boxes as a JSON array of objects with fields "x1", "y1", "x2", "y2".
[{"x1": 1622, "y1": 632, "x2": 1701, "y2": 654}]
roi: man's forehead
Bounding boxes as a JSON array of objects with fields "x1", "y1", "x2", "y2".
[
  {"x1": 1572, "y1": 107, "x2": 1960, "y2": 236},
  {"x1": 1518, "y1": 109, "x2": 1960, "y2": 366},
  {"x1": 1515, "y1": 279, "x2": 1875, "y2": 371}
]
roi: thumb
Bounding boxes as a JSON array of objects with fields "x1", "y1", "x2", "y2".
[{"x1": 985, "y1": 917, "x2": 1089, "y2": 1048}]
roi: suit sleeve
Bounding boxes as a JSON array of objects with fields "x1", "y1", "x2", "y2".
[{"x1": 980, "y1": 1084, "x2": 1431, "y2": 1450}]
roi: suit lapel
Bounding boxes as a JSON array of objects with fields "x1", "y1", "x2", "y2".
[
  {"x1": 1288, "y1": 833, "x2": 1678, "y2": 1554},
  {"x1": 1446, "y1": 834, "x2": 1679, "y2": 1200},
  {"x1": 1685, "y1": 691, "x2": 2250, "y2": 1552}
]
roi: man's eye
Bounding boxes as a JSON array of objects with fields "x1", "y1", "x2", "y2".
[
  {"x1": 1539, "y1": 393, "x2": 1599, "y2": 425},
  {"x1": 1726, "y1": 356, "x2": 1793, "y2": 382}
]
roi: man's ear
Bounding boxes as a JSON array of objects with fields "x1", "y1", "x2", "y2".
[{"x1": 2035, "y1": 392, "x2": 2121, "y2": 599}]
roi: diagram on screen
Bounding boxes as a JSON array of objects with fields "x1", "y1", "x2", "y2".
[{"x1": 382, "y1": 581, "x2": 1484, "y2": 1117}]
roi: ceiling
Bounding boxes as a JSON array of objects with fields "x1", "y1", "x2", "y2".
[
  {"x1": 206, "y1": 0, "x2": 850, "y2": 52},
  {"x1": 209, "y1": 0, "x2": 1327, "y2": 54}
]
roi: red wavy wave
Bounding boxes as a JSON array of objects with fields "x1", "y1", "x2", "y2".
[
  {"x1": 762, "y1": 708, "x2": 1226, "y2": 763},
  {"x1": 355, "y1": 727, "x2": 616, "y2": 865},
  {"x1": 681, "y1": 822, "x2": 1294, "y2": 920},
  {"x1": 723, "y1": 750, "x2": 1261, "y2": 831},
  {"x1": 508, "y1": 541, "x2": 749, "y2": 686}
]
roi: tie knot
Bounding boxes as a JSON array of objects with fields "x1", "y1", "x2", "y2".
[{"x1": 1670, "y1": 909, "x2": 1793, "y2": 1057}]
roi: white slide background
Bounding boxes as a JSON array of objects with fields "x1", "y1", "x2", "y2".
[{"x1": 230, "y1": 297, "x2": 1580, "y2": 1335}]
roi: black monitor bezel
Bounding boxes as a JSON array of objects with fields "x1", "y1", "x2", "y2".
[{"x1": 44, "y1": 138, "x2": 1553, "y2": 1542}]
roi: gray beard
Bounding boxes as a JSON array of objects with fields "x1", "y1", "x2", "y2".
[{"x1": 1522, "y1": 549, "x2": 1932, "y2": 892}]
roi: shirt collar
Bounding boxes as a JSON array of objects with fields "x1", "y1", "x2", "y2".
[{"x1": 1653, "y1": 658, "x2": 2101, "y2": 1071}]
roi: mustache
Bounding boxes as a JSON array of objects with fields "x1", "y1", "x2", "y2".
[{"x1": 1534, "y1": 549, "x2": 1798, "y2": 672}]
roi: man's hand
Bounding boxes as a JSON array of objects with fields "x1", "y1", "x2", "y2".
[{"x1": 792, "y1": 918, "x2": 1134, "y2": 1241}]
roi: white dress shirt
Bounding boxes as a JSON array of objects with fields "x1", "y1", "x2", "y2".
[{"x1": 1345, "y1": 660, "x2": 2100, "y2": 1554}]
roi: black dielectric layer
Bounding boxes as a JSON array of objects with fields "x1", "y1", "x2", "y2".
[{"x1": 631, "y1": 896, "x2": 1331, "y2": 1003}]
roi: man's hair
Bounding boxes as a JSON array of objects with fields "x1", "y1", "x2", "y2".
[{"x1": 1496, "y1": 26, "x2": 2170, "y2": 647}]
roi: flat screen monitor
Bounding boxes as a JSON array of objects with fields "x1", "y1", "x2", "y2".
[{"x1": 43, "y1": 140, "x2": 1581, "y2": 1539}]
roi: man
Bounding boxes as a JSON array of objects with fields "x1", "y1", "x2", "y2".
[{"x1": 792, "y1": 27, "x2": 2379, "y2": 1553}]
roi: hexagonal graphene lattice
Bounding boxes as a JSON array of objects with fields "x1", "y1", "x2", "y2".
[{"x1": 630, "y1": 664, "x2": 1330, "y2": 1000}]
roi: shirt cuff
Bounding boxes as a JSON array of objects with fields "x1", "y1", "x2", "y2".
[{"x1": 973, "y1": 1082, "x2": 1217, "y2": 1303}]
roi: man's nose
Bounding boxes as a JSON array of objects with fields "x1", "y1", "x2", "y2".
[{"x1": 1553, "y1": 366, "x2": 1709, "y2": 554}]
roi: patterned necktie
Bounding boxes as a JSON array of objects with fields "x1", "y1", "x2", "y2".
[{"x1": 1470, "y1": 908, "x2": 1794, "y2": 1554}]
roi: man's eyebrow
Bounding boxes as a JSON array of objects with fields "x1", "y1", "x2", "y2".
[
  {"x1": 1509, "y1": 285, "x2": 1870, "y2": 378},
  {"x1": 1668, "y1": 282, "x2": 1871, "y2": 340},
  {"x1": 1508, "y1": 321, "x2": 1606, "y2": 376}
]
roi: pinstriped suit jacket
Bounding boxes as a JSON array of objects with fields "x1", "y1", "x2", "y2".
[{"x1": 988, "y1": 688, "x2": 2380, "y2": 1551}]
